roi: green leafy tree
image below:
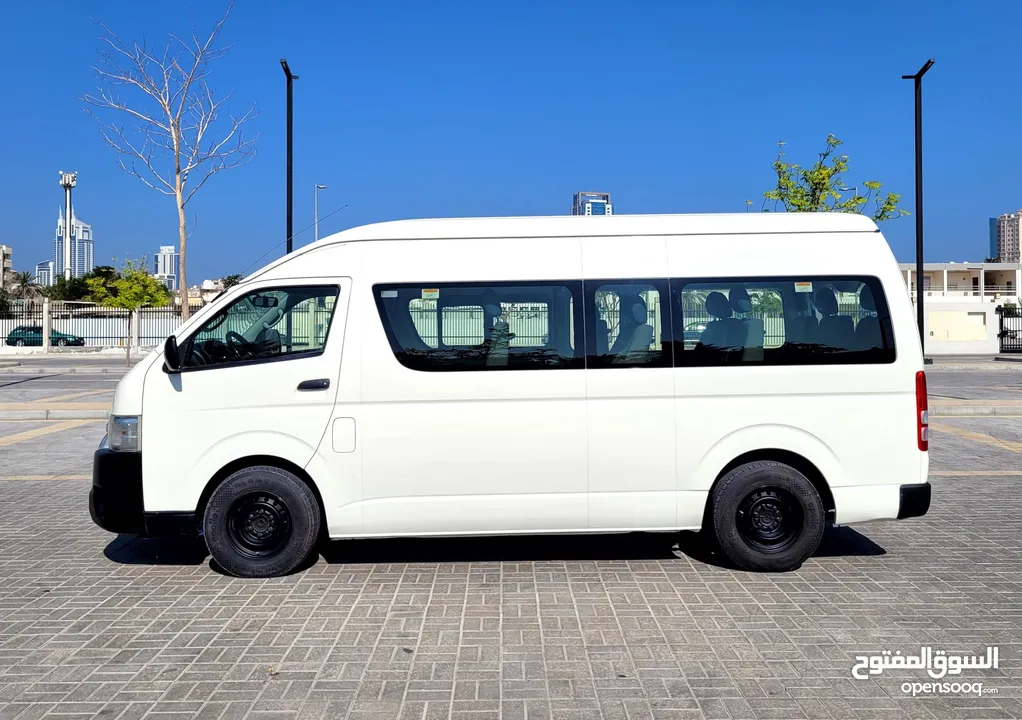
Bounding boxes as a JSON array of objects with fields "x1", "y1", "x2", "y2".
[
  {"x1": 0, "y1": 287, "x2": 11, "y2": 318},
  {"x1": 111, "y1": 259, "x2": 171, "y2": 308},
  {"x1": 760, "y1": 135, "x2": 907, "y2": 222},
  {"x1": 46, "y1": 275, "x2": 90, "y2": 301},
  {"x1": 750, "y1": 291, "x2": 783, "y2": 315},
  {"x1": 221, "y1": 274, "x2": 243, "y2": 289},
  {"x1": 84, "y1": 265, "x2": 120, "y2": 305}
]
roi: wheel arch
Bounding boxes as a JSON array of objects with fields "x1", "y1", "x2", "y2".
[
  {"x1": 196, "y1": 455, "x2": 329, "y2": 539},
  {"x1": 701, "y1": 448, "x2": 836, "y2": 527}
]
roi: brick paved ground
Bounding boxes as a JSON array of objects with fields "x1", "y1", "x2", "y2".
[{"x1": 0, "y1": 389, "x2": 1021, "y2": 717}]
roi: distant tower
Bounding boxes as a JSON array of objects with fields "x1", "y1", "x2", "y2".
[
  {"x1": 571, "y1": 191, "x2": 613, "y2": 216},
  {"x1": 54, "y1": 208, "x2": 94, "y2": 280},
  {"x1": 154, "y1": 245, "x2": 179, "y2": 291},
  {"x1": 58, "y1": 171, "x2": 77, "y2": 281}
]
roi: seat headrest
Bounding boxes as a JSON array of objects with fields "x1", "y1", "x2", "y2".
[
  {"x1": 630, "y1": 299, "x2": 648, "y2": 324},
  {"x1": 730, "y1": 287, "x2": 752, "y2": 314},
  {"x1": 814, "y1": 287, "x2": 839, "y2": 316},
  {"x1": 859, "y1": 285, "x2": 876, "y2": 312},
  {"x1": 705, "y1": 291, "x2": 732, "y2": 319}
]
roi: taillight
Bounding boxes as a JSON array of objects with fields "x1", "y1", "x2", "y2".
[{"x1": 916, "y1": 370, "x2": 928, "y2": 451}]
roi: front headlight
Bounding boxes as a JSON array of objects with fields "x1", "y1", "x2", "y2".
[{"x1": 108, "y1": 415, "x2": 140, "y2": 452}]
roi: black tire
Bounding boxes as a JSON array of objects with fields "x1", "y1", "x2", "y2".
[
  {"x1": 14, "y1": 339, "x2": 24, "y2": 347},
  {"x1": 711, "y1": 461, "x2": 825, "y2": 572},
  {"x1": 57, "y1": 338, "x2": 67, "y2": 347},
  {"x1": 203, "y1": 465, "x2": 321, "y2": 578}
]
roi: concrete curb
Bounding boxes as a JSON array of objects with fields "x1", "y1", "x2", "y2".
[
  {"x1": 930, "y1": 405, "x2": 1022, "y2": 417},
  {"x1": 0, "y1": 409, "x2": 110, "y2": 420},
  {"x1": 0, "y1": 367, "x2": 131, "y2": 375}
]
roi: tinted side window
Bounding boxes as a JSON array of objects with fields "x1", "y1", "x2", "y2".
[
  {"x1": 672, "y1": 276, "x2": 895, "y2": 366},
  {"x1": 184, "y1": 286, "x2": 339, "y2": 369},
  {"x1": 374, "y1": 282, "x2": 583, "y2": 371},
  {"x1": 585, "y1": 279, "x2": 672, "y2": 368}
]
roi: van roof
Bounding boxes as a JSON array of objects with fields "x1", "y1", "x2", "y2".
[
  {"x1": 326, "y1": 212, "x2": 878, "y2": 242},
  {"x1": 247, "y1": 212, "x2": 879, "y2": 281}
]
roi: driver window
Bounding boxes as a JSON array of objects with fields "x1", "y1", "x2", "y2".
[{"x1": 184, "y1": 285, "x2": 339, "y2": 369}]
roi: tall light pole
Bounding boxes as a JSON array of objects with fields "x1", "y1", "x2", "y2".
[
  {"x1": 58, "y1": 171, "x2": 77, "y2": 281},
  {"x1": 280, "y1": 59, "x2": 298, "y2": 254},
  {"x1": 314, "y1": 184, "x2": 327, "y2": 241},
  {"x1": 902, "y1": 59, "x2": 934, "y2": 358}
]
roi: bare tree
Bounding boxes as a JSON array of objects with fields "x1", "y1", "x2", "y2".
[{"x1": 82, "y1": 1, "x2": 256, "y2": 319}]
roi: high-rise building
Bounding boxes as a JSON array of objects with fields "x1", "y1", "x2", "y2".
[
  {"x1": 35, "y1": 260, "x2": 55, "y2": 287},
  {"x1": 154, "y1": 245, "x2": 179, "y2": 291},
  {"x1": 54, "y1": 208, "x2": 95, "y2": 279},
  {"x1": 0, "y1": 245, "x2": 13, "y2": 290},
  {"x1": 991, "y1": 211, "x2": 1021, "y2": 263},
  {"x1": 571, "y1": 191, "x2": 613, "y2": 216}
]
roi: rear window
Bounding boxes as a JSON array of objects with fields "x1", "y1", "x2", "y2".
[{"x1": 673, "y1": 276, "x2": 896, "y2": 366}]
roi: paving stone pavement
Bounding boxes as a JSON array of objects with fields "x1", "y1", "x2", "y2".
[{"x1": 0, "y1": 424, "x2": 1021, "y2": 719}]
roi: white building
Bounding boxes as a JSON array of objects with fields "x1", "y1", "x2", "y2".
[
  {"x1": 34, "y1": 260, "x2": 55, "y2": 287},
  {"x1": 154, "y1": 245, "x2": 179, "y2": 291},
  {"x1": 0, "y1": 245, "x2": 13, "y2": 290},
  {"x1": 54, "y1": 208, "x2": 95, "y2": 279},
  {"x1": 899, "y1": 261, "x2": 1022, "y2": 302}
]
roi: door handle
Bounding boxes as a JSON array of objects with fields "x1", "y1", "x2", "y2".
[{"x1": 297, "y1": 378, "x2": 330, "y2": 391}]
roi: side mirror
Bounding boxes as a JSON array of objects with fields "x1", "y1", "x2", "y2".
[{"x1": 164, "y1": 335, "x2": 181, "y2": 373}]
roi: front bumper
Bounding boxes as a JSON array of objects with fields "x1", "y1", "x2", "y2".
[
  {"x1": 89, "y1": 438, "x2": 196, "y2": 536},
  {"x1": 89, "y1": 439, "x2": 146, "y2": 534},
  {"x1": 897, "y1": 482, "x2": 931, "y2": 520}
]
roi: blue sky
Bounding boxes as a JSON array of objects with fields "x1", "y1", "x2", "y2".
[{"x1": 2, "y1": 0, "x2": 1020, "y2": 281}]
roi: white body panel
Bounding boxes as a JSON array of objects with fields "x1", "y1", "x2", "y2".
[{"x1": 116, "y1": 213, "x2": 925, "y2": 539}]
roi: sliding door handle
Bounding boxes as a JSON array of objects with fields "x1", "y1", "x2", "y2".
[{"x1": 297, "y1": 378, "x2": 330, "y2": 391}]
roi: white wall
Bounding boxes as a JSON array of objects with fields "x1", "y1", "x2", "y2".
[{"x1": 918, "y1": 301, "x2": 1001, "y2": 355}]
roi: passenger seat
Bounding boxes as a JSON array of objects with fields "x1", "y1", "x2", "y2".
[
  {"x1": 855, "y1": 286, "x2": 883, "y2": 351},
  {"x1": 595, "y1": 318, "x2": 610, "y2": 355},
  {"x1": 700, "y1": 291, "x2": 733, "y2": 350},
  {"x1": 729, "y1": 287, "x2": 764, "y2": 361},
  {"x1": 815, "y1": 287, "x2": 855, "y2": 352},
  {"x1": 612, "y1": 298, "x2": 654, "y2": 363}
]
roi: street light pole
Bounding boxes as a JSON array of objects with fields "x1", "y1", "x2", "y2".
[
  {"x1": 902, "y1": 59, "x2": 934, "y2": 359},
  {"x1": 314, "y1": 184, "x2": 327, "y2": 242},
  {"x1": 280, "y1": 59, "x2": 298, "y2": 254}
]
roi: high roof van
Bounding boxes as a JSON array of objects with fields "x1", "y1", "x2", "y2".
[{"x1": 89, "y1": 213, "x2": 930, "y2": 577}]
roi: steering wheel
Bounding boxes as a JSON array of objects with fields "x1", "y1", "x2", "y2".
[{"x1": 225, "y1": 331, "x2": 248, "y2": 358}]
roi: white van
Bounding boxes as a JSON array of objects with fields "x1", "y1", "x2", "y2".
[{"x1": 89, "y1": 213, "x2": 931, "y2": 577}]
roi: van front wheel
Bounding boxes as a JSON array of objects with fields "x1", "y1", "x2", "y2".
[
  {"x1": 711, "y1": 461, "x2": 825, "y2": 572},
  {"x1": 203, "y1": 466, "x2": 321, "y2": 578}
]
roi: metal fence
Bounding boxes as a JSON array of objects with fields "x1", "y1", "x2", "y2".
[
  {"x1": 411, "y1": 302, "x2": 552, "y2": 348},
  {"x1": 53, "y1": 306, "x2": 131, "y2": 347},
  {"x1": 0, "y1": 307, "x2": 45, "y2": 346}
]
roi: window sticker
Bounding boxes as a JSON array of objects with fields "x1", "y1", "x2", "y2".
[
  {"x1": 794, "y1": 281, "x2": 813, "y2": 293},
  {"x1": 421, "y1": 288, "x2": 440, "y2": 300}
]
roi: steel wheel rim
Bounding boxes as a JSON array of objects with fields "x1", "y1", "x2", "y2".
[
  {"x1": 226, "y1": 491, "x2": 292, "y2": 559},
  {"x1": 735, "y1": 487, "x2": 803, "y2": 554}
]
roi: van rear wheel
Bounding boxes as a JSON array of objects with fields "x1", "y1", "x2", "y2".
[
  {"x1": 711, "y1": 461, "x2": 825, "y2": 572},
  {"x1": 203, "y1": 466, "x2": 321, "y2": 578}
]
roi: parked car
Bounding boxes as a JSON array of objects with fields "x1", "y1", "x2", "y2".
[
  {"x1": 5, "y1": 325, "x2": 85, "y2": 347},
  {"x1": 683, "y1": 320, "x2": 707, "y2": 344}
]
